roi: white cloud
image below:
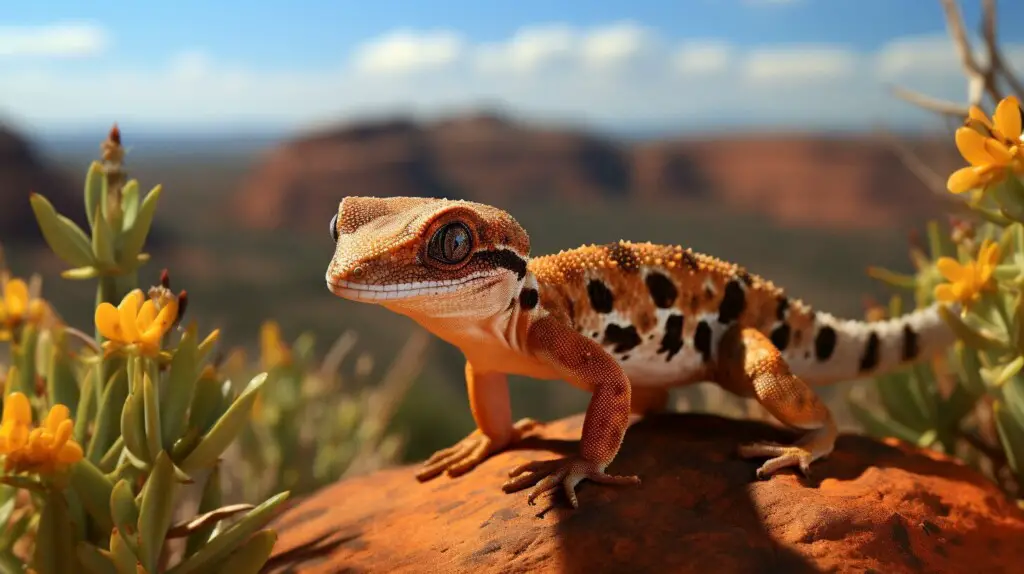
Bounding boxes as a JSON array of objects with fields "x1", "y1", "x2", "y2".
[
  {"x1": 743, "y1": 46, "x2": 859, "y2": 82},
  {"x1": 1, "y1": 20, "x2": 1022, "y2": 134},
  {"x1": 0, "y1": 22, "x2": 107, "y2": 58},
  {"x1": 474, "y1": 25, "x2": 576, "y2": 74},
  {"x1": 350, "y1": 30, "x2": 465, "y2": 75},
  {"x1": 579, "y1": 22, "x2": 659, "y2": 69},
  {"x1": 673, "y1": 41, "x2": 733, "y2": 75}
]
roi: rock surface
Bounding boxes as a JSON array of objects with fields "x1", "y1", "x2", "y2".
[
  {"x1": 0, "y1": 125, "x2": 83, "y2": 243},
  {"x1": 263, "y1": 413, "x2": 1024, "y2": 574},
  {"x1": 231, "y1": 112, "x2": 961, "y2": 233}
]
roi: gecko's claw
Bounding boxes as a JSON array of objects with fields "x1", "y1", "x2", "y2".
[
  {"x1": 416, "y1": 417, "x2": 542, "y2": 482},
  {"x1": 738, "y1": 442, "x2": 816, "y2": 479},
  {"x1": 501, "y1": 455, "x2": 640, "y2": 509}
]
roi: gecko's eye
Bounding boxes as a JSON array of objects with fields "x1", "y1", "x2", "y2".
[
  {"x1": 329, "y1": 213, "x2": 339, "y2": 243},
  {"x1": 428, "y1": 222, "x2": 473, "y2": 265}
]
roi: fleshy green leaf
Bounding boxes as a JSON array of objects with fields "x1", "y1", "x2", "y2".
[
  {"x1": 74, "y1": 367, "x2": 97, "y2": 444},
  {"x1": 204, "y1": 529, "x2": 277, "y2": 574},
  {"x1": 30, "y1": 192, "x2": 96, "y2": 268},
  {"x1": 92, "y1": 203, "x2": 116, "y2": 268},
  {"x1": 68, "y1": 459, "x2": 115, "y2": 534},
  {"x1": 873, "y1": 372, "x2": 931, "y2": 433},
  {"x1": 61, "y1": 266, "x2": 101, "y2": 280},
  {"x1": 88, "y1": 370, "x2": 129, "y2": 464},
  {"x1": 938, "y1": 305, "x2": 1009, "y2": 351},
  {"x1": 118, "y1": 184, "x2": 162, "y2": 269},
  {"x1": 167, "y1": 491, "x2": 289, "y2": 574},
  {"x1": 954, "y1": 343, "x2": 988, "y2": 395},
  {"x1": 77, "y1": 542, "x2": 118, "y2": 574},
  {"x1": 142, "y1": 372, "x2": 162, "y2": 461},
  {"x1": 46, "y1": 327, "x2": 81, "y2": 416},
  {"x1": 180, "y1": 373, "x2": 267, "y2": 474},
  {"x1": 186, "y1": 376, "x2": 229, "y2": 443},
  {"x1": 84, "y1": 161, "x2": 104, "y2": 231},
  {"x1": 109, "y1": 480, "x2": 140, "y2": 554},
  {"x1": 109, "y1": 528, "x2": 140, "y2": 574},
  {"x1": 122, "y1": 380, "x2": 150, "y2": 464},
  {"x1": 33, "y1": 490, "x2": 78, "y2": 574},
  {"x1": 138, "y1": 451, "x2": 179, "y2": 573},
  {"x1": 993, "y1": 400, "x2": 1024, "y2": 484},
  {"x1": 848, "y1": 397, "x2": 924, "y2": 444},
  {"x1": 185, "y1": 465, "x2": 223, "y2": 559},
  {"x1": 121, "y1": 179, "x2": 140, "y2": 232},
  {"x1": 163, "y1": 327, "x2": 200, "y2": 449}
]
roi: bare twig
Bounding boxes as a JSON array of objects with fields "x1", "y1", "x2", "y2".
[
  {"x1": 888, "y1": 85, "x2": 971, "y2": 118},
  {"x1": 875, "y1": 128, "x2": 958, "y2": 199},
  {"x1": 939, "y1": 0, "x2": 999, "y2": 105},
  {"x1": 981, "y1": 0, "x2": 1024, "y2": 98}
]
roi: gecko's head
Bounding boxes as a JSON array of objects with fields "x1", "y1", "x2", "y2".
[{"x1": 325, "y1": 196, "x2": 531, "y2": 320}]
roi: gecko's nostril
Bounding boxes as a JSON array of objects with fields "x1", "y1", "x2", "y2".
[{"x1": 352, "y1": 266, "x2": 365, "y2": 279}]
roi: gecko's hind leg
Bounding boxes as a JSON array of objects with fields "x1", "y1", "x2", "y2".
[{"x1": 716, "y1": 326, "x2": 837, "y2": 479}]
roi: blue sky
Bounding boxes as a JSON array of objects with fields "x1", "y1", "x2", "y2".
[{"x1": 1, "y1": 0, "x2": 1023, "y2": 136}]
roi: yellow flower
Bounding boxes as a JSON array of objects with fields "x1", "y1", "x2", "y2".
[
  {"x1": 260, "y1": 321, "x2": 291, "y2": 370},
  {"x1": 0, "y1": 277, "x2": 48, "y2": 341},
  {"x1": 0, "y1": 392, "x2": 83, "y2": 475},
  {"x1": 948, "y1": 95, "x2": 1024, "y2": 194},
  {"x1": 934, "y1": 239, "x2": 1001, "y2": 306},
  {"x1": 94, "y1": 289, "x2": 179, "y2": 357}
]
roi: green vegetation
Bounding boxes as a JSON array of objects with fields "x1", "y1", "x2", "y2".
[
  {"x1": 851, "y1": 96, "x2": 1024, "y2": 504},
  {"x1": 0, "y1": 128, "x2": 418, "y2": 572}
]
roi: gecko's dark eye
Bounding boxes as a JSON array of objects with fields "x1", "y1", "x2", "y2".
[
  {"x1": 428, "y1": 222, "x2": 473, "y2": 265},
  {"x1": 329, "y1": 213, "x2": 339, "y2": 243}
]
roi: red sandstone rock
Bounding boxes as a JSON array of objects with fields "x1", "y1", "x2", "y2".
[
  {"x1": 263, "y1": 413, "x2": 1024, "y2": 573},
  {"x1": 231, "y1": 113, "x2": 960, "y2": 233},
  {"x1": 0, "y1": 126, "x2": 83, "y2": 243}
]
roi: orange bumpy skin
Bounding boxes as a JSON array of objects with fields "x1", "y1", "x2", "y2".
[{"x1": 325, "y1": 197, "x2": 956, "y2": 508}]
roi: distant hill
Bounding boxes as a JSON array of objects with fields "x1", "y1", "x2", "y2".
[
  {"x1": 0, "y1": 125, "x2": 85, "y2": 244},
  {"x1": 229, "y1": 112, "x2": 961, "y2": 232}
]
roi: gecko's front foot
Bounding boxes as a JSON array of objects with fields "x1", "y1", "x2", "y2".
[
  {"x1": 501, "y1": 456, "x2": 640, "y2": 509},
  {"x1": 415, "y1": 417, "x2": 541, "y2": 481}
]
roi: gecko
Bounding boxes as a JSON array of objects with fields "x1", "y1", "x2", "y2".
[{"x1": 323, "y1": 196, "x2": 956, "y2": 509}]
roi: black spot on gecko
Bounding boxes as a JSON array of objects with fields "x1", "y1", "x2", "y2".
[
  {"x1": 587, "y1": 280, "x2": 615, "y2": 313},
  {"x1": 694, "y1": 320, "x2": 712, "y2": 362},
  {"x1": 717, "y1": 280, "x2": 746, "y2": 324},
  {"x1": 814, "y1": 325, "x2": 837, "y2": 361},
  {"x1": 658, "y1": 314, "x2": 685, "y2": 361},
  {"x1": 681, "y1": 250, "x2": 698, "y2": 270},
  {"x1": 738, "y1": 270, "x2": 754, "y2": 286},
  {"x1": 645, "y1": 271, "x2": 678, "y2": 308},
  {"x1": 473, "y1": 249, "x2": 527, "y2": 280},
  {"x1": 603, "y1": 324, "x2": 642, "y2": 353},
  {"x1": 606, "y1": 243, "x2": 641, "y2": 273},
  {"x1": 859, "y1": 331, "x2": 880, "y2": 372},
  {"x1": 518, "y1": 288, "x2": 539, "y2": 311},
  {"x1": 775, "y1": 297, "x2": 789, "y2": 320},
  {"x1": 902, "y1": 324, "x2": 919, "y2": 361},
  {"x1": 770, "y1": 323, "x2": 791, "y2": 351}
]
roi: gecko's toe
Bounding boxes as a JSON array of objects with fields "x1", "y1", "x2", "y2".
[
  {"x1": 502, "y1": 456, "x2": 640, "y2": 509},
  {"x1": 739, "y1": 441, "x2": 816, "y2": 479}
]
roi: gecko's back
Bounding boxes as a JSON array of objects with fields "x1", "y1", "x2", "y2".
[{"x1": 529, "y1": 241, "x2": 953, "y2": 388}]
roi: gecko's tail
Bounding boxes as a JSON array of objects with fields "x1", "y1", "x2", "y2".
[{"x1": 784, "y1": 302, "x2": 959, "y2": 386}]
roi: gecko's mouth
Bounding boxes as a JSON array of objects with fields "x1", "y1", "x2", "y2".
[{"x1": 326, "y1": 274, "x2": 497, "y2": 302}]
